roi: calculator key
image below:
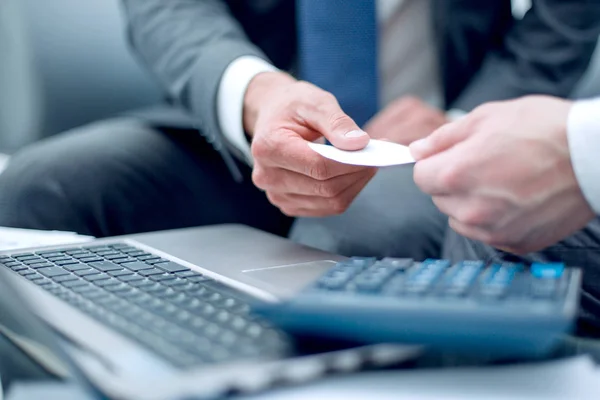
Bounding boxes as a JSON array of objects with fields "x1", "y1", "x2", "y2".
[{"x1": 531, "y1": 263, "x2": 564, "y2": 279}]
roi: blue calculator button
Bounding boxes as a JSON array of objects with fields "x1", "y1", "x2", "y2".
[{"x1": 531, "y1": 263, "x2": 564, "y2": 279}]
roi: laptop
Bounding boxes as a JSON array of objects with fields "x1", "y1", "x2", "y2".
[{"x1": 0, "y1": 224, "x2": 421, "y2": 399}]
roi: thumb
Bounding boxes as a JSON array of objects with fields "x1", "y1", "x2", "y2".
[
  {"x1": 300, "y1": 93, "x2": 370, "y2": 151},
  {"x1": 409, "y1": 119, "x2": 471, "y2": 160}
]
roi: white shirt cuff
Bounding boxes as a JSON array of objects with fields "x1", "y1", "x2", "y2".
[
  {"x1": 567, "y1": 97, "x2": 600, "y2": 214},
  {"x1": 217, "y1": 56, "x2": 279, "y2": 165}
]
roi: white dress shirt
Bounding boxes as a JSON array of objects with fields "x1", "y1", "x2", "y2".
[
  {"x1": 217, "y1": 0, "x2": 442, "y2": 164},
  {"x1": 568, "y1": 97, "x2": 600, "y2": 214}
]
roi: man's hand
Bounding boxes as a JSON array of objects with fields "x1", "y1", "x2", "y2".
[
  {"x1": 409, "y1": 95, "x2": 595, "y2": 255},
  {"x1": 244, "y1": 72, "x2": 376, "y2": 217},
  {"x1": 364, "y1": 97, "x2": 447, "y2": 145}
]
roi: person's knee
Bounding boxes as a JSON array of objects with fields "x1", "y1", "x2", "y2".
[
  {"x1": 0, "y1": 142, "x2": 78, "y2": 231},
  {"x1": 0, "y1": 119, "x2": 148, "y2": 235}
]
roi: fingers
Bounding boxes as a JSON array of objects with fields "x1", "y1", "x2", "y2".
[
  {"x1": 253, "y1": 166, "x2": 373, "y2": 197},
  {"x1": 296, "y1": 88, "x2": 370, "y2": 151},
  {"x1": 253, "y1": 133, "x2": 367, "y2": 179},
  {"x1": 413, "y1": 144, "x2": 473, "y2": 195},
  {"x1": 409, "y1": 118, "x2": 470, "y2": 160},
  {"x1": 268, "y1": 170, "x2": 375, "y2": 217}
]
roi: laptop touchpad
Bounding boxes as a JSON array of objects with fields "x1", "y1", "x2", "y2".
[{"x1": 242, "y1": 260, "x2": 336, "y2": 298}]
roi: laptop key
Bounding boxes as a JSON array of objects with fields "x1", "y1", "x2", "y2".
[
  {"x1": 26, "y1": 274, "x2": 44, "y2": 282},
  {"x1": 104, "y1": 254, "x2": 130, "y2": 261},
  {"x1": 155, "y1": 262, "x2": 188, "y2": 273},
  {"x1": 13, "y1": 253, "x2": 37, "y2": 260},
  {"x1": 89, "y1": 261, "x2": 122, "y2": 272},
  {"x1": 129, "y1": 279, "x2": 155, "y2": 288},
  {"x1": 112, "y1": 257, "x2": 137, "y2": 264},
  {"x1": 46, "y1": 256, "x2": 71, "y2": 263},
  {"x1": 38, "y1": 267, "x2": 69, "y2": 277},
  {"x1": 54, "y1": 259, "x2": 80, "y2": 266},
  {"x1": 94, "y1": 278, "x2": 121, "y2": 287},
  {"x1": 71, "y1": 253, "x2": 94, "y2": 259},
  {"x1": 64, "y1": 263, "x2": 89, "y2": 271},
  {"x1": 53, "y1": 274, "x2": 78, "y2": 283},
  {"x1": 9, "y1": 264, "x2": 28, "y2": 271},
  {"x1": 175, "y1": 270, "x2": 196, "y2": 278},
  {"x1": 22, "y1": 258, "x2": 45, "y2": 265},
  {"x1": 78, "y1": 256, "x2": 103, "y2": 263},
  {"x1": 28, "y1": 262, "x2": 53, "y2": 269},
  {"x1": 185, "y1": 275, "x2": 212, "y2": 283},
  {"x1": 121, "y1": 261, "x2": 153, "y2": 272},
  {"x1": 149, "y1": 273, "x2": 176, "y2": 282},
  {"x1": 5, "y1": 261, "x2": 22, "y2": 267},
  {"x1": 61, "y1": 279, "x2": 88, "y2": 288},
  {"x1": 139, "y1": 268, "x2": 165, "y2": 276},
  {"x1": 75, "y1": 268, "x2": 100, "y2": 277},
  {"x1": 108, "y1": 269, "x2": 133, "y2": 277},
  {"x1": 161, "y1": 278, "x2": 188, "y2": 287},
  {"x1": 118, "y1": 274, "x2": 143, "y2": 282},
  {"x1": 104, "y1": 283, "x2": 131, "y2": 293},
  {"x1": 85, "y1": 273, "x2": 110, "y2": 281},
  {"x1": 145, "y1": 258, "x2": 167, "y2": 265}
]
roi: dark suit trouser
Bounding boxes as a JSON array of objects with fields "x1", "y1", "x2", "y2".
[{"x1": 0, "y1": 117, "x2": 598, "y2": 337}]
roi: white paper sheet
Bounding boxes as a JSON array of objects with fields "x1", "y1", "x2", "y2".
[
  {"x1": 307, "y1": 139, "x2": 415, "y2": 167},
  {"x1": 0, "y1": 226, "x2": 93, "y2": 251}
]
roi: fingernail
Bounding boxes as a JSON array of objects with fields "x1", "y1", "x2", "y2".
[{"x1": 344, "y1": 130, "x2": 368, "y2": 138}]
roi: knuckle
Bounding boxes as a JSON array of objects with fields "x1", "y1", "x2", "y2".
[
  {"x1": 307, "y1": 159, "x2": 330, "y2": 181},
  {"x1": 251, "y1": 167, "x2": 267, "y2": 188},
  {"x1": 251, "y1": 138, "x2": 273, "y2": 160},
  {"x1": 329, "y1": 197, "x2": 350, "y2": 215},
  {"x1": 458, "y1": 207, "x2": 490, "y2": 227},
  {"x1": 316, "y1": 91, "x2": 337, "y2": 105},
  {"x1": 266, "y1": 191, "x2": 285, "y2": 207},
  {"x1": 439, "y1": 163, "x2": 465, "y2": 191},
  {"x1": 315, "y1": 181, "x2": 338, "y2": 198}
]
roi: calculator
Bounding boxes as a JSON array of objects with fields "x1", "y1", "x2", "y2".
[{"x1": 252, "y1": 258, "x2": 582, "y2": 359}]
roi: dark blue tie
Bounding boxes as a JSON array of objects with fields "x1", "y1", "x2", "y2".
[{"x1": 297, "y1": 0, "x2": 378, "y2": 128}]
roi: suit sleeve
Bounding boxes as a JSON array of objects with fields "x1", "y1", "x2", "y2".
[
  {"x1": 120, "y1": 0, "x2": 271, "y2": 166},
  {"x1": 451, "y1": 0, "x2": 600, "y2": 111}
]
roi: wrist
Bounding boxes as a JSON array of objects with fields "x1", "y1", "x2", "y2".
[{"x1": 243, "y1": 71, "x2": 296, "y2": 136}]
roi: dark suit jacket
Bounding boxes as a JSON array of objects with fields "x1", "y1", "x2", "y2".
[{"x1": 121, "y1": 0, "x2": 600, "y2": 172}]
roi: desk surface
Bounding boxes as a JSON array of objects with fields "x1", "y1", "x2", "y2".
[{"x1": 4, "y1": 337, "x2": 600, "y2": 400}]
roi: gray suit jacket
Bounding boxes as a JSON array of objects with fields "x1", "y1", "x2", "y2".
[{"x1": 121, "y1": 0, "x2": 600, "y2": 176}]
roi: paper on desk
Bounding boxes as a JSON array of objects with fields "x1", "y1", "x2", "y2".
[
  {"x1": 308, "y1": 139, "x2": 415, "y2": 167},
  {"x1": 0, "y1": 226, "x2": 93, "y2": 251}
]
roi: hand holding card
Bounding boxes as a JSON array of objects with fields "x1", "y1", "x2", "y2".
[{"x1": 307, "y1": 139, "x2": 415, "y2": 167}]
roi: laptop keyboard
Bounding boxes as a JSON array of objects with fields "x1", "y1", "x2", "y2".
[{"x1": 0, "y1": 243, "x2": 290, "y2": 369}]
